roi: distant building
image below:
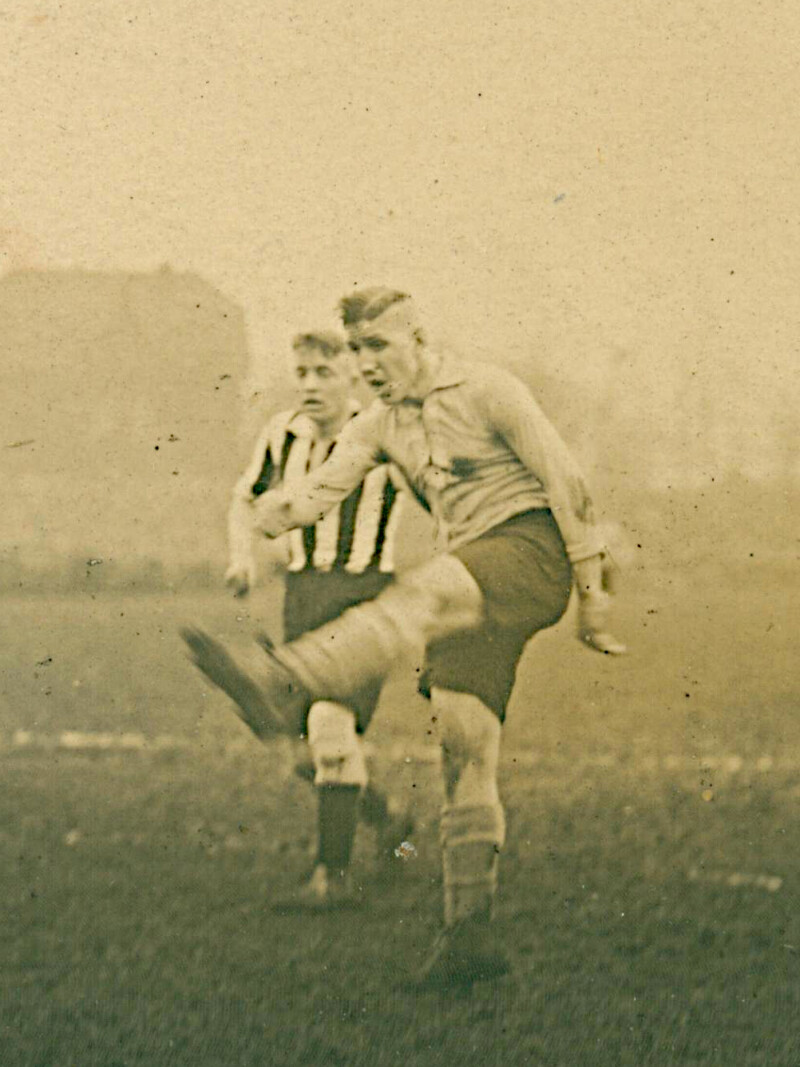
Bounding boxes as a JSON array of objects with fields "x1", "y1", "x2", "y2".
[{"x1": 0, "y1": 268, "x2": 249, "y2": 567}]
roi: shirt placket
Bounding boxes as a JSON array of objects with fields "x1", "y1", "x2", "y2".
[{"x1": 419, "y1": 396, "x2": 452, "y2": 524}]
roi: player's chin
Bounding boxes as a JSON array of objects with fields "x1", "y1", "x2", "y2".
[{"x1": 301, "y1": 399, "x2": 325, "y2": 414}]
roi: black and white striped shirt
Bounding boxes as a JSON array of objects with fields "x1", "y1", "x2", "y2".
[{"x1": 235, "y1": 409, "x2": 403, "y2": 574}]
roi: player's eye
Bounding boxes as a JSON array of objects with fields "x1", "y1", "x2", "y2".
[
  {"x1": 296, "y1": 367, "x2": 307, "y2": 378},
  {"x1": 363, "y1": 337, "x2": 387, "y2": 351},
  {"x1": 317, "y1": 366, "x2": 332, "y2": 378},
  {"x1": 347, "y1": 341, "x2": 361, "y2": 353}
]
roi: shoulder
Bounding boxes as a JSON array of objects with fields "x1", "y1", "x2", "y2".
[
  {"x1": 258, "y1": 408, "x2": 319, "y2": 447},
  {"x1": 244, "y1": 409, "x2": 314, "y2": 469},
  {"x1": 252, "y1": 408, "x2": 294, "y2": 442},
  {"x1": 271, "y1": 407, "x2": 297, "y2": 428},
  {"x1": 450, "y1": 360, "x2": 530, "y2": 412},
  {"x1": 465, "y1": 360, "x2": 524, "y2": 392},
  {"x1": 340, "y1": 400, "x2": 388, "y2": 443}
]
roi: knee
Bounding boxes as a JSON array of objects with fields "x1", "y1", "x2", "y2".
[
  {"x1": 396, "y1": 555, "x2": 483, "y2": 628},
  {"x1": 437, "y1": 693, "x2": 505, "y2": 846},
  {"x1": 306, "y1": 701, "x2": 367, "y2": 787}
]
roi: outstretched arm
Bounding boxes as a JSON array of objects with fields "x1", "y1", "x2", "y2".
[{"x1": 252, "y1": 412, "x2": 382, "y2": 537}]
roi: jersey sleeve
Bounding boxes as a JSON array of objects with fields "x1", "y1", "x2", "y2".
[
  {"x1": 482, "y1": 368, "x2": 604, "y2": 562},
  {"x1": 232, "y1": 421, "x2": 276, "y2": 503},
  {"x1": 253, "y1": 407, "x2": 384, "y2": 537},
  {"x1": 228, "y1": 413, "x2": 288, "y2": 561}
]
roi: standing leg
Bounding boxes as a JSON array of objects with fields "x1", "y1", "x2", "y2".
[
  {"x1": 293, "y1": 745, "x2": 415, "y2": 863},
  {"x1": 438, "y1": 690, "x2": 504, "y2": 923},
  {"x1": 417, "y1": 688, "x2": 510, "y2": 986},
  {"x1": 280, "y1": 700, "x2": 367, "y2": 910},
  {"x1": 293, "y1": 677, "x2": 415, "y2": 865}
]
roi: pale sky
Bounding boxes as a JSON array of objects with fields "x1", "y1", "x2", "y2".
[{"x1": 2, "y1": 0, "x2": 798, "y2": 479}]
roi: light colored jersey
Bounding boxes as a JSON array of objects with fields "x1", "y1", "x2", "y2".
[
  {"x1": 253, "y1": 357, "x2": 602, "y2": 563},
  {"x1": 232, "y1": 409, "x2": 403, "y2": 574}
]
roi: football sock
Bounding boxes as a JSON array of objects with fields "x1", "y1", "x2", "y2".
[
  {"x1": 441, "y1": 804, "x2": 506, "y2": 926},
  {"x1": 316, "y1": 784, "x2": 361, "y2": 874},
  {"x1": 278, "y1": 590, "x2": 426, "y2": 701}
]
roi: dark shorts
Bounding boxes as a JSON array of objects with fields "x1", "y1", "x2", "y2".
[
  {"x1": 284, "y1": 567, "x2": 394, "y2": 733},
  {"x1": 420, "y1": 509, "x2": 573, "y2": 721}
]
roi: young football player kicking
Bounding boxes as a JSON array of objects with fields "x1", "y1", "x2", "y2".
[
  {"x1": 184, "y1": 289, "x2": 625, "y2": 985},
  {"x1": 225, "y1": 329, "x2": 412, "y2": 909}
]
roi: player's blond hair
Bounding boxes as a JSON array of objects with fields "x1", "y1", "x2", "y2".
[{"x1": 291, "y1": 331, "x2": 345, "y2": 357}]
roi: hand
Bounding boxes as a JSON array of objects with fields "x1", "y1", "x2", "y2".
[
  {"x1": 225, "y1": 558, "x2": 256, "y2": 598},
  {"x1": 577, "y1": 590, "x2": 626, "y2": 655},
  {"x1": 252, "y1": 489, "x2": 294, "y2": 539}
]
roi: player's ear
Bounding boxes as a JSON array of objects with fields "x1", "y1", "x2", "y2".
[{"x1": 413, "y1": 327, "x2": 426, "y2": 347}]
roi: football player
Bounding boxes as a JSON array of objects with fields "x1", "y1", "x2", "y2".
[
  {"x1": 226, "y1": 329, "x2": 411, "y2": 909},
  {"x1": 185, "y1": 289, "x2": 624, "y2": 984}
]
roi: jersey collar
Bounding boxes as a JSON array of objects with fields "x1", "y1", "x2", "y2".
[
  {"x1": 402, "y1": 352, "x2": 465, "y2": 406},
  {"x1": 428, "y1": 353, "x2": 466, "y2": 391}
]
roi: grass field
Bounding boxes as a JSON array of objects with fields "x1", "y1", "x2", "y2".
[{"x1": 0, "y1": 563, "x2": 798, "y2": 1066}]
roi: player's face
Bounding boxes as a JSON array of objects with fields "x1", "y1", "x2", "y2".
[
  {"x1": 293, "y1": 349, "x2": 354, "y2": 428},
  {"x1": 346, "y1": 306, "x2": 423, "y2": 406}
]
